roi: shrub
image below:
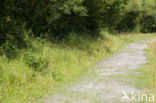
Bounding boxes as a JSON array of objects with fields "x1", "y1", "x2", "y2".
[
  {"x1": 1, "y1": 42, "x2": 19, "y2": 59},
  {"x1": 141, "y1": 16, "x2": 156, "y2": 33},
  {"x1": 24, "y1": 52, "x2": 49, "y2": 72}
]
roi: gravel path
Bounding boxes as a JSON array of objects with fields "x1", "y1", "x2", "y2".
[{"x1": 42, "y1": 40, "x2": 149, "y2": 103}]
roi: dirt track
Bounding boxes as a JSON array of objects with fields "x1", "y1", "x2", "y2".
[{"x1": 42, "y1": 39, "x2": 149, "y2": 103}]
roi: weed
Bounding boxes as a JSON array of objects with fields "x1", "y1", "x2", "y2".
[{"x1": 24, "y1": 52, "x2": 49, "y2": 72}]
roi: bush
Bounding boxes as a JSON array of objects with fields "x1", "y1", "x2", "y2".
[
  {"x1": 141, "y1": 16, "x2": 156, "y2": 33},
  {"x1": 1, "y1": 42, "x2": 19, "y2": 59},
  {"x1": 116, "y1": 11, "x2": 140, "y2": 32},
  {"x1": 24, "y1": 52, "x2": 49, "y2": 72}
]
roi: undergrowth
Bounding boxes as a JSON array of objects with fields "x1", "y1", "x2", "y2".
[{"x1": 0, "y1": 32, "x2": 154, "y2": 103}]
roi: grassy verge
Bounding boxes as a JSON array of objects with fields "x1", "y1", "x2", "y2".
[
  {"x1": 149, "y1": 38, "x2": 156, "y2": 94},
  {"x1": 142, "y1": 37, "x2": 156, "y2": 94},
  {"x1": 115, "y1": 33, "x2": 156, "y2": 103},
  {"x1": 132, "y1": 36, "x2": 156, "y2": 93},
  {"x1": 0, "y1": 32, "x2": 154, "y2": 103}
]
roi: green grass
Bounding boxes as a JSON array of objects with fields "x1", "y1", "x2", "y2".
[
  {"x1": 0, "y1": 32, "x2": 155, "y2": 103},
  {"x1": 128, "y1": 36, "x2": 156, "y2": 102},
  {"x1": 129, "y1": 36, "x2": 156, "y2": 94},
  {"x1": 141, "y1": 37, "x2": 156, "y2": 93},
  {"x1": 108, "y1": 33, "x2": 156, "y2": 103}
]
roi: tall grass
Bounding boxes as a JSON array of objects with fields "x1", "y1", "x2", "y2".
[
  {"x1": 148, "y1": 38, "x2": 156, "y2": 94},
  {"x1": 0, "y1": 32, "x2": 153, "y2": 103},
  {"x1": 134, "y1": 36, "x2": 156, "y2": 98}
]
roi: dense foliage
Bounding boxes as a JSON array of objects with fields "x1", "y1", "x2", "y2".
[
  {"x1": 0, "y1": 0, "x2": 155, "y2": 102},
  {"x1": 0, "y1": 0, "x2": 156, "y2": 50}
]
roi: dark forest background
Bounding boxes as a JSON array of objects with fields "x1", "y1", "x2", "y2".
[{"x1": 0, "y1": 0, "x2": 156, "y2": 54}]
